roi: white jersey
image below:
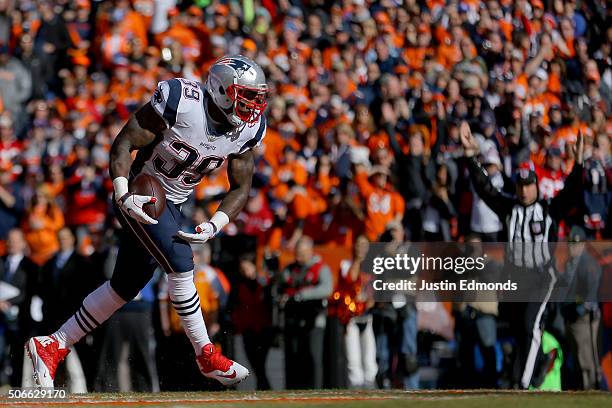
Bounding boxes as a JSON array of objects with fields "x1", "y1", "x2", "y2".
[{"x1": 131, "y1": 78, "x2": 266, "y2": 204}]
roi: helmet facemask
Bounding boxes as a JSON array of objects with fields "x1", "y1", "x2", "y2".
[{"x1": 227, "y1": 84, "x2": 267, "y2": 126}]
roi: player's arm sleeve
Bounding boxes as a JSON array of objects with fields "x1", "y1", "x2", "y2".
[
  {"x1": 150, "y1": 79, "x2": 183, "y2": 128},
  {"x1": 239, "y1": 116, "x2": 267, "y2": 154}
]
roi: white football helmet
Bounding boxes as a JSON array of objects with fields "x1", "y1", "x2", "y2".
[{"x1": 205, "y1": 55, "x2": 268, "y2": 127}]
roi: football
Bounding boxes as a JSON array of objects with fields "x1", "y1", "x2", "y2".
[{"x1": 130, "y1": 173, "x2": 166, "y2": 218}]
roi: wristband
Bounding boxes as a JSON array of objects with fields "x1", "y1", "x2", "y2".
[
  {"x1": 113, "y1": 177, "x2": 129, "y2": 201},
  {"x1": 209, "y1": 211, "x2": 230, "y2": 234}
]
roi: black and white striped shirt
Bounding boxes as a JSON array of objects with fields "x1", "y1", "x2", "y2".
[{"x1": 467, "y1": 157, "x2": 583, "y2": 267}]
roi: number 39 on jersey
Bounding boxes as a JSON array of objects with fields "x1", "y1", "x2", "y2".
[{"x1": 131, "y1": 78, "x2": 267, "y2": 204}]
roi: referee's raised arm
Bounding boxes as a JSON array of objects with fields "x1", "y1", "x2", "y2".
[
  {"x1": 460, "y1": 121, "x2": 514, "y2": 221},
  {"x1": 549, "y1": 131, "x2": 585, "y2": 219}
]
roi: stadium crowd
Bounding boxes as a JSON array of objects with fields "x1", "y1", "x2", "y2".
[{"x1": 0, "y1": 0, "x2": 611, "y2": 392}]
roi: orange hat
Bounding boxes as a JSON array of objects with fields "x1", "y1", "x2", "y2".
[
  {"x1": 145, "y1": 46, "x2": 160, "y2": 57},
  {"x1": 408, "y1": 73, "x2": 423, "y2": 88},
  {"x1": 434, "y1": 26, "x2": 450, "y2": 43},
  {"x1": 331, "y1": 5, "x2": 343, "y2": 16},
  {"x1": 188, "y1": 5, "x2": 203, "y2": 16},
  {"x1": 531, "y1": 0, "x2": 544, "y2": 9},
  {"x1": 72, "y1": 54, "x2": 90, "y2": 67},
  {"x1": 242, "y1": 38, "x2": 257, "y2": 52},
  {"x1": 215, "y1": 4, "x2": 230, "y2": 16},
  {"x1": 395, "y1": 65, "x2": 410, "y2": 75},
  {"x1": 432, "y1": 93, "x2": 446, "y2": 102},
  {"x1": 374, "y1": 11, "x2": 390, "y2": 25},
  {"x1": 76, "y1": 0, "x2": 91, "y2": 9}
]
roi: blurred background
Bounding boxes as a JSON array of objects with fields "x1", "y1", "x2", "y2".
[{"x1": 0, "y1": 0, "x2": 611, "y2": 393}]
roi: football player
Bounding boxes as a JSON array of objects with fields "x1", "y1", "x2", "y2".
[{"x1": 25, "y1": 55, "x2": 268, "y2": 387}]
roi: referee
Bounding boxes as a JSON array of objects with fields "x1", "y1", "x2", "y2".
[{"x1": 459, "y1": 121, "x2": 585, "y2": 389}]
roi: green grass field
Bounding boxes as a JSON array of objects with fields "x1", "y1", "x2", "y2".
[{"x1": 1, "y1": 390, "x2": 611, "y2": 408}]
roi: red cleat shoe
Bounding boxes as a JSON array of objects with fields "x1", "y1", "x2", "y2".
[
  {"x1": 195, "y1": 343, "x2": 249, "y2": 386},
  {"x1": 25, "y1": 336, "x2": 70, "y2": 388}
]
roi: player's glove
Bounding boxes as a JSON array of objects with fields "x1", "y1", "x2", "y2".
[
  {"x1": 177, "y1": 211, "x2": 230, "y2": 244},
  {"x1": 113, "y1": 176, "x2": 158, "y2": 225},
  {"x1": 177, "y1": 222, "x2": 216, "y2": 244}
]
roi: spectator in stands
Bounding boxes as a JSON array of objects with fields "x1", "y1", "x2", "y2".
[
  {"x1": 0, "y1": 43, "x2": 31, "y2": 125},
  {"x1": 0, "y1": 115, "x2": 21, "y2": 168},
  {"x1": 64, "y1": 164, "x2": 109, "y2": 231},
  {"x1": 381, "y1": 102, "x2": 434, "y2": 241},
  {"x1": 21, "y1": 185, "x2": 64, "y2": 266},
  {"x1": 17, "y1": 34, "x2": 50, "y2": 101},
  {"x1": 0, "y1": 229, "x2": 36, "y2": 386},
  {"x1": 35, "y1": 1, "x2": 72, "y2": 76},
  {"x1": 454, "y1": 235, "x2": 502, "y2": 389},
  {"x1": 331, "y1": 235, "x2": 377, "y2": 389},
  {"x1": 230, "y1": 252, "x2": 273, "y2": 390},
  {"x1": 375, "y1": 222, "x2": 420, "y2": 390},
  {"x1": 536, "y1": 146, "x2": 567, "y2": 200},
  {"x1": 280, "y1": 236, "x2": 332, "y2": 389},
  {"x1": 42, "y1": 163, "x2": 66, "y2": 208},
  {"x1": 583, "y1": 136, "x2": 611, "y2": 237},
  {"x1": 562, "y1": 227, "x2": 602, "y2": 390},
  {"x1": 235, "y1": 189, "x2": 274, "y2": 250},
  {"x1": 353, "y1": 164, "x2": 405, "y2": 241},
  {"x1": 0, "y1": 164, "x2": 24, "y2": 248},
  {"x1": 39, "y1": 227, "x2": 101, "y2": 391},
  {"x1": 422, "y1": 163, "x2": 457, "y2": 241},
  {"x1": 470, "y1": 148, "x2": 505, "y2": 241}
]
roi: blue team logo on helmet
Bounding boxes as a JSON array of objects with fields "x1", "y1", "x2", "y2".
[{"x1": 217, "y1": 57, "x2": 254, "y2": 79}]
